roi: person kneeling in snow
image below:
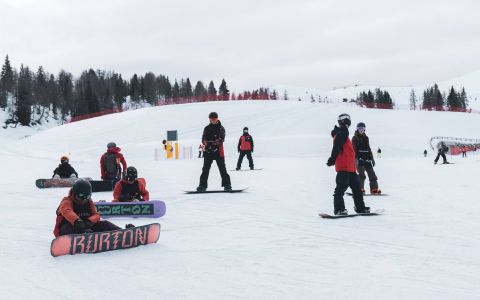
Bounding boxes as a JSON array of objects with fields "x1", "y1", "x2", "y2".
[
  {"x1": 52, "y1": 156, "x2": 78, "y2": 179},
  {"x1": 53, "y1": 179, "x2": 121, "y2": 237},
  {"x1": 113, "y1": 166, "x2": 149, "y2": 202}
]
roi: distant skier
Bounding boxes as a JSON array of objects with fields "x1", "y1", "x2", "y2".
[
  {"x1": 424, "y1": 149, "x2": 427, "y2": 157},
  {"x1": 113, "y1": 166, "x2": 150, "y2": 202},
  {"x1": 53, "y1": 179, "x2": 121, "y2": 237},
  {"x1": 461, "y1": 145, "x2": 467, "y2": 158},
  {"x1": 236, "y1": 127, "x2": 254, "y2": 170},
  {"x1": 198, "y1": 143, "x2": 205, "y2": 158},
  {"x1": 434, "y1": 142, "x2": 449, "y2": 164},
  {"x1": 52, "y1": 156, "x2": 78, "y2": 179},
  {"x1": 100, "y1": 142, "x2": 127, "y2": 185},
  {"x1": 377, "y1": 147, "x2": 382, "y2": 158},
  {"x1": 352, "y1": 122, "x2": 381, "y2": 195},
  {"x1": 196, "y1": 112, "x2": 232, "y2": 192},
  {"x1": 326, "y1": 113, "x2": 369, "y2": 215}
]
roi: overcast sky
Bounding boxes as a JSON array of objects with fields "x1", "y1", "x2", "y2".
[{"x1": 1, "y1": 0, "x2": 479, "y2": 91}]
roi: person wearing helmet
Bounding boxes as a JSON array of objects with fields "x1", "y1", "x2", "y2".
[
  {"x1": 434, "y1": 142, "x2": 449, "y2": 164},
  {"x1": 52, "y1": 156, "x2": 78, "y2": 179},
  {"x1": 197, "y1": 112, "x2": 232, "y2": 192},
  {"x1": 100, "y1": 142, "x2": 127, "y2": 185},
  {"x1": 53, "y1": 179, "x2": 121, "y2": 237},
  {"x1": 326, "y1": 113, "x2": 369, "y2": 215},
  {"x1": 113, "y1": 166, "x2": 149, "y2": 202},
  {"x1": 352, "y1": 122, "x2": 381, "y2": 195},
  {"x1": 236, "y1": 127, "x2": 254, "y2": 170}
]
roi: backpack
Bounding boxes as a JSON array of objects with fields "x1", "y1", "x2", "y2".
[{"x1": 104, "y1": 152, "x2": 119, "y2": 176}]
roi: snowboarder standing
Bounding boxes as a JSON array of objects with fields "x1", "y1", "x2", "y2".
[
  {"x1": 434, "y1": 142, "x2": 449, "y2": 164},
  {"x1": 100, "y1": 142, "x2": 127, "y2": 186},
  {"x1": 53, "y1": 179, "x2": 121, "y2": 237},
  {"x1": 377, "y1": 147, "x2": 382, "y2": 158},
  {"x1": 424, "y1": 149, "x2": 427, "y2": 157},
  {"x1": 236, "y1": 127, "x2": 254, "y2": 170},
  {"x1": 198, "y1": 143, "x2": 205, "y2": 158},
  {"x1": 326, "y1": 113, "x2": 369, "y2": 215},
  {"x1": 352, "y1": 122, "x2": 381, "y2": 195},
  {"x1": 113, "y1": 166, "x2": 150, "y2": 202},
  {"x1": 52, "y1": 156, "x2": 78, "y2": 179},
  {"x1": 197, "y1": 112, "x2": 232, "y2": 192}
]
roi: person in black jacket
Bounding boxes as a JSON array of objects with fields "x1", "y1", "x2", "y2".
[
  {"x1": 351, "y1": 122, "x2": 381, "y2": 194},
  {"x1": 236, "y1": 127, "x2": 254, "y2": 170},
  {"x1": 52, "y1": 156, "x2": 78, "y2": 179},
  {"x1": 197, "y1": 112, "x2": 232, "y2": 192},
  {"x1": 434, "y1": 142, "x2": 449, "y2": 164}
]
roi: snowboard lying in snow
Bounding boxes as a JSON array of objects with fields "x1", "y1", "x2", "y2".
[
  {"x1": 35, "y1": 177, "x2": 92, "y2": 188},
  {"x1": 319, "y1": 209, "x2": 385, "y2": 219},
  {"x1": 50, "y1": 223, "x2": 160, "y2": 257},
  {"x1": 184, "y1": 188, "x2": 247, "y2": 194},
  {"x1": 346, "y1": 192, "x2": 389, "y2": 197},
  {"x1": 94, "y1": 200, "x2": 166, "y2": 218},
  {"x1": 90, "y1": 180, "x2": 115, "y2": 192}
]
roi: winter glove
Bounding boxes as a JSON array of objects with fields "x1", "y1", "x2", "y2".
[
  {"x1": 53, "y1": 174, "x2": 60, "y2": 179},
  {"x1": 73, "y1": 219, "x2": 88, "y2": 234},
  {"x1": 119, "y1": 193, "x2": 132, "y2": 202},
  {"x1": 326, "y1": 157, "x2": 335, "y2": 166}
]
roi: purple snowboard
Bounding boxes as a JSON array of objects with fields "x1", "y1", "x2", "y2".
[{"x1": 94, "y1": 200, "x2": 166, "y2": 218}]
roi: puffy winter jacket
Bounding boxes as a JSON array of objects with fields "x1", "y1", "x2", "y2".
[
  {"x1": 351, "y1": 131, "x2": 374, "y2": 160},
  {"x1": 330, "y1": 125, "x2": 356, "y2": 173},
  {"x1": 100, "y1": 147, "x2": 127, "y2": 180},
  {"x1": 53, "y1": 162, "x2": 78, "y2": 178},
  {"x1": 113, "y1": 178, "x2": 149, "y2": 202},
  {"x1": 238, "y1": 134, "x2": 254, "y2": 151},
  {"x1": 202, "y1": 121, "x2": 226, "y2": 157}
]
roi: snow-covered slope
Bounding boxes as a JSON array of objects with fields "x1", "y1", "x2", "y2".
[
  {"x1": 1, "y1": 101, "x2": 479, "y2": 299},
  {"x1": 275, "y1": 69, "x2": 480, "y2": 109}
]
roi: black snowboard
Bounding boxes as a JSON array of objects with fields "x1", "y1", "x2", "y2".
[
  {"x1": 184, "y1": 188, "x2": 247, "y2": 194},
  {"x1": 346, "y1": 192, "x2": 388, "y2": 197},
  {"x1": 230, "y1": 168, "x2": 263, "y2": 171},
  {"x1": 90, "y1": 180, "x2": 114, "y2": 192},
  {"x1": 319, "y1": 209, "x2": 385, "y2": 219}
]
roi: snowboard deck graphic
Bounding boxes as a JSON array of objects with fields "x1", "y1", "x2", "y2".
[
  {"x1": 50, "y1": 223, "x2": 160, "y2": 257},
  {"x1": 94, "y1": 200, "x2": 166, "y2": 218},
  {"x1": 35, "y1": 177, "x2": 92, "y2": 188},
  {"x1": 229, "y1": 168, "x2": 263, "y2": 171},
  {"x1": 346, "y1": 192, "x2": 389, "y2": 197},
  {"x1": 184, "y1": 188, "x2": 247, "y2": 194},
  {"x1": 319, "y1": 209, "x2": 385, "y2": 219}
]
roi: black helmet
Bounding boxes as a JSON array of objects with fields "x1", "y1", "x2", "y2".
[
  {"x1": 107, "y1": 142, "x2": 116, "y2": 148},
  {"x1": 209, "y1": 112, "x2": 218, "y2": 119},
  {"x1": 337, "y1": 113, "x2": 351, "y2": 127},
  {"x1": 125, "y1": 166, "x2": 138, "y2": 181},
  {"x1": 356, "y1": 122, "x2": 366, "y2": 129},
  {"x1": 243, "y1": 127, "x2": 248, "y2": 131},
  {"x1": 72, "y1": 179, "x2": 92, "y2": 201}
]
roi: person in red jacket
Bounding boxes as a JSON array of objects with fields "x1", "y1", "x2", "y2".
[
  {"x1": 236, "y1": 127, "x2": 254, "y2": 170},
  {"x1": 100, "y1": 142, "x2": 127, "y2": 185},
  {"x1": 113, "y1": 166, "x2": 150, "y2": 202},
  {"x1": 326, "y1": 113, "x2": 369, "y2": 215},
  {"x1": 53, "y1": 179, "x2": 121, "y2": 237}
]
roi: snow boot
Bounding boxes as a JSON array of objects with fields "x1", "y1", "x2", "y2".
[
  {"x1": 224, "y1": 185, "x2": 232, "y2": 191},
  {"x1": 196, "y1": 186, "x2": 207, "y2": 192},
  {"x1": 370, "y1": 188, "x2": 382, "y2": 195},
  {"x1": 334, "y1": 209, "x2": 348, "y2": 216},
  {"x1": 355, "y1": 206, "x2": 371, "y2": 214}
]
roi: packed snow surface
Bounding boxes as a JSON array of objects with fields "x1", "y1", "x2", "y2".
[{"x1": 1, "y1": 101, "x2": 479, "y2": 299}]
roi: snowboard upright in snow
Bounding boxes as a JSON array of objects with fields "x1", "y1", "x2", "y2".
[
  {"x1": 184, "y1": 188, "x2": 247, "y2": 194},
  {"x1": 50, "y1": 223, "x2": 160, "y2": 257},
  {"x1": 35, "y1": 177, "x2": 92, "y2": 188},
  {"x1": 319, "y1": 209, "x2": 385, "y2": 219},
  {"x1": 94, "y1": 200, "x2": 166, "y2": 218}
]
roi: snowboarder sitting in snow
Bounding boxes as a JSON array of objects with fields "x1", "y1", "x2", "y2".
[
  {"x1": 326, "y1": 113, "x2": 369, "y2": 215},
  {"x1": 100, "y1": 142, "x2": 127, "y2": 185},
  {"x1": 352, "y1": 122, "x2": 381, "y2": 195},
  {"x1": 113, "y1": 166, "x2": 149, "y2": 202},
  {"x1": 52, "y1": 155, "x2": 78, "y2": 179},
  {"x1": 53, "y1": 179, "x2": 121, "y2": 237},
  {"x1": 236, "y1": 126, "x2": 254, "y2": 170},
  {"x1": 434, "y1": 142, "x2": 449, "y2": 164},
  {"x1": 197, "y1": 112, "x2": 232, "y2": 192}
]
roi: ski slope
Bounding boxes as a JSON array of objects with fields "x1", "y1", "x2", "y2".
[{"x1": 1, "y1": 101, "x2": 479, "y2": 299}]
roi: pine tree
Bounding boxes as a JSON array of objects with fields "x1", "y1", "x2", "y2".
[
  {"x1": 157, "y1": 75, "x2": 172, "y2": 101},
  {"x1": 1, "y1": 55, "x2": 15, "y2": 108},
  {"x1": 459, "y1": 87, "x2": 468, "y2": 109},
  {"x1": 16, "y1": 65, "x2": 33, "y2": 126},
  {"x1": 33, "y1": 66, "x2": 49, "y2": 107},
  {"x1": 129, "y1": 74, "x2": 140, "y2": 102},
  {"x1": 143, "y1": 72, "x2": 157, "y2": 104},
  {"x1": 446, "y1": 86, "x2": 460, "y2": 110},
  {"x1": 172, "y1": 80, "x2": 180, "y2": 100},
  {"x1": 207, "y1": 81, "x2": 217, "y2": 100},
  {"x1": 58, "y1": 70, "x2": 74, "y2": 117},
  {"x1": 218, "y1": 79, "x2": 229, "y2": 100},
  {"x1": 409, "y1": 89, "x2": 417, "y2": 110},
  {"x1": 194, "y1": 80, "x2": 207, "y2": 101}
]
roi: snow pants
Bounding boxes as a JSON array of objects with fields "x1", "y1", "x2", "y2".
[
  {"x1": 58, "y1": 220, "x2": 121, "y2": 236},
  {"x1": 357, "y1": 162, "x2": 378, "y2": 191},
  {"x1": 199, "y1": 152, "x2": 231, "y2": 188},
  {"x1": 333, "y1": 171, "x2": 366, "y2": 213},
  {"x1": 434, "y1": 153, "x2": 447, "y2": 164},
  {"x1": 236, "y1": 150, "x2": 254, "y2": 169}
]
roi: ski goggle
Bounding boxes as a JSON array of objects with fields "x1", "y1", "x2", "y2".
[
  {"x1": 76, "y1": 193, "x2": 91, "y2": 201},
  {"x1": 357, "y1": 127, "x2": 366, "y2": 133}
]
